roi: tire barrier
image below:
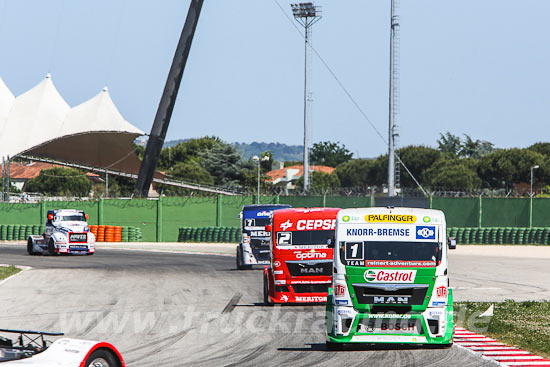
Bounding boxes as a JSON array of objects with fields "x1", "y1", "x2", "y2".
[
  {"x1": 89, "y1": 225, "x2": 142, "y2": 242},
  {"x1": 178, "y1": 226, "x2": 240, "y2": 243},
  {"x1": 0, "y1": 224, "x2": 142, "y2": 242},
  {"x1": 446, "y1": 227, "x2": 550, "y2": 245}
]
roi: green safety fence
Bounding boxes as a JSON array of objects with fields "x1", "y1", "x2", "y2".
[
  {"x1": 0, "y1": 224, "x2": 142, "y2": 242},
  {"x1": 178, "y1": 226, "x2": 240, "y2": 243},
  {"x1": 447, "y1": 227, "x2": 550, "y2": 245}
]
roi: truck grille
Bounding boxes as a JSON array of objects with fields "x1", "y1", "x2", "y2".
[
  {"x1": 291, "y1": 283, "x2": 330, "y2": 293},
  {"x1": 352, "y1": 283, "x2": 429, "y2": 305},
  {"x1": 285, "y1": 260, "x2": 332, "y2": 277}
]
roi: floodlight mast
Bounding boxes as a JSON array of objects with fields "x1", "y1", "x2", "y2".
[
  {"x1": 388, "y1": 0, "x2": 400, "y2": 197},
  {"x1": 291, "y1": 2, "x2": 321, "y2": 194}
]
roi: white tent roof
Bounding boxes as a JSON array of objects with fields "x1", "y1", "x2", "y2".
[{"x1": 0, "y1": 75, "x2": 145, "y2": 173}]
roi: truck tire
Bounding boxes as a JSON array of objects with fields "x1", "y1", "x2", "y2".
[
  {"x1": 48, "y1": 238, "x2": 58, "y2": 256},
  {"x1": 84, "y1": 349, "x2": 118, "y2": 367},
  {"x1": 27, "y1": 238, "x2": 37, "y2": 256},
  {"x1": 236, "y1": 245, "x2": 252, "y2": 270},
  {"x1": 263, "y1": 273, "x2": 272, "y2": 306}
]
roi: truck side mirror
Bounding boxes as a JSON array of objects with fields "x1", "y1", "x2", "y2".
[
  {"x1": 327, "y1": 234, "x2": 336, "y2": 248},
  {"x1": 448, "y1": 237, "x2": 457, "y2": 250},
  {"x1": 265, "y1": 225, "x2": 272, "y2": 232}
]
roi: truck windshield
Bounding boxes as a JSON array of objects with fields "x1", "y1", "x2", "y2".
[
  {"x1": 340, "y1": 241, "x2": 441, "y2": 266},
  {"x1": 57, "y1": 215, "x2": 86, "y2": 222},
  {"x1": 242, "y1": 217, "x2": 271, "y2": 229},
  {"x1": 276, "y1": 230, "x2": 332, "y2": 246}
]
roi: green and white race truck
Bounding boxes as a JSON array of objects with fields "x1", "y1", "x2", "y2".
[{"x1": 326, "y1": 207, "x2": 455, "y2": 349}]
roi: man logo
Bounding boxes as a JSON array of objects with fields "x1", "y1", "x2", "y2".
[{"x1": 280, "y1": 220, "x2": 293, "y2": 231}]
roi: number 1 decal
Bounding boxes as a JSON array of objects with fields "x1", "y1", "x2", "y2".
[{"x1": 345, "y1": 242, "x2": 364, "y2": 260}]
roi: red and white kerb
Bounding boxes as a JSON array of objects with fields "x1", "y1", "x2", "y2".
[{"x1": 455, "y1": 327, "x2": 550, "y2": 366}]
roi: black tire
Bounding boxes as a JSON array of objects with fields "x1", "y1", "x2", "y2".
[
  {"x1": 263, "y1": 273, "x2": 273, "y2": 306},
  {"x1": 84, "y1": 349, "x2": 119, "y2": 367},
  {"x1": 326, "y1": 341, "x2": 344, "y2": 351},
  {"x1": 48, "y1": 239, "x2": 58, "y2": 256},
  {"x1": 27, "y1": 238, "x2": 36, "y2": 256},
  {"x1": 236, "y1": 245, "x2": 252, "y2": 270},
  {"x1": 236, "y1": 245, "x2": 244, "y2": 270}
]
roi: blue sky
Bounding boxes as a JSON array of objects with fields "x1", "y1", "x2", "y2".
[{"x1": 0, "y1": 0, "x2": 549, "y2": 158}]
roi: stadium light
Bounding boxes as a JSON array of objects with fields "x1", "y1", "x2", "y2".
[
  {"x1": 252, "y1": 156, "x2": 270, "y2": 204},
  {"x1": 290, "y1": 2, "x2": 321, "y2": 194},
  {"x1": 531, "y1": 165, "x2": 539, "y2": 198}
]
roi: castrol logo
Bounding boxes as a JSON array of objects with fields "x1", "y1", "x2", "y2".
[
  {"x1": 364, "y1": 269, "x2": 416, "y2": 283},
  {"x1": 294, "y1": 251, "x2": 327, "y2": 260}
]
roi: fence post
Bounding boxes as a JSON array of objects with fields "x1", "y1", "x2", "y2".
[
  {"x1": 479, "y1": 195, "x2": 483, "y2": 228},
  {"x1": 98, "y1": 198, "x2": 104, "y2": 225},
  {"x1": 529, "y1": 196, "x2": 533, "y2": 228},
  {"x1": 40, "y1": 200, "x2": 46, "y2": 225},
  {"x1": 216, "y1": 194, "x2": 222, "y2": 226},
  {"x1": 157, "y1": 196, "x2": 163, "y2": 242},
  {"x1": 275, "y1": 194, "x2": 280, "y2": 204}
]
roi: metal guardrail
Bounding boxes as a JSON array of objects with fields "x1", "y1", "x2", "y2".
[{"x1": 20, "y1": 156, "x2": 243, "y2": 196}]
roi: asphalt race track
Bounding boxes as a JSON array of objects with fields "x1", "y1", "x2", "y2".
[{"x1": 3, "y1": 244, "x2": 547, "y2": 366}]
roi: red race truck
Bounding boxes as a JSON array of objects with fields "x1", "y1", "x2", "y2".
[{"x1": 263, "y1": 207, "x2": 339, "y2": 305}]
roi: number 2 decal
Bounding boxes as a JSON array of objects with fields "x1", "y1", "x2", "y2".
[{"x1": 277, "y1": 232, "x2": 292, "y2": 245}]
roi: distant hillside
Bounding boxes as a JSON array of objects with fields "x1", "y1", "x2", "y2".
[
  {"x1": 233, "y1": 142, "x2": 303, "y2": 161},
  {"x1": 163, "y1": 139, "x2": 303, "y2": 162}
]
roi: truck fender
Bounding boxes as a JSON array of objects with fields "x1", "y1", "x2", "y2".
[{"x1": 28, "y1": 235, "x2": 45, "y2": 244}]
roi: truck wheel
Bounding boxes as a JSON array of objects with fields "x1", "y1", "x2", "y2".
[
  {"x1": 48, "y1": 239, "x2": 58, "y2": 256},
  {"x1": 263, "y1": 273, "x2": 272, "y2": 306},
  {"x1": 236, "y1": 245, "x2": 252, "y2": 270},
  {"x1": 326, "y1": 341, "x2": 344, "y2": 351},
  {"x1": 236, "y1": 246, "x2": 244, "y2": 270},
  {"x1": 84, "y1": 349, "x2": 118, "y2": 367},
  {"x1": 27, "y1": 238, "x2": 36, "y2": 256}
]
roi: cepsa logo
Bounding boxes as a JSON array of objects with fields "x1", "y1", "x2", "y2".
[
  {"x1": 436, "y1": 286, "x2": 448, "y2": 297},
  {"x1": 364, "y1": 269, "x2": 416, "y2": 283},
  {"x1": 294, "y1": 251, "x2": 327, "y2": 260},
  {"x1": 296, "y1": 219, "x2": 336, "y2": 230}
]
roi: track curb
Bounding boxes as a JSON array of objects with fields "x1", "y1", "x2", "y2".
[{"x1": 455, "y1": 327, "x2": 550, "y2": 366}]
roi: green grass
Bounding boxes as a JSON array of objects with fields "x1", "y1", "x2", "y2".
[
  {"x1": 0, "y1": 265, "x2": 21, "y2": 281},
  {"x1": 455, "y1": 301, "x2": 550, "y2": 359}
]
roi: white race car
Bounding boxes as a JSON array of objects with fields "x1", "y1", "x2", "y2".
[
  {"x1": 0, "y1": 329, "x2": 124, "y2": 366},
  {"x1": 27, "y1": 210, "x2": 95, "y2": 256}
]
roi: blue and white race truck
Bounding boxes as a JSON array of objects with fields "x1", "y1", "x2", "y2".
[{"x1": 236, "y1": 204, "x2": 291, "y2": 270}]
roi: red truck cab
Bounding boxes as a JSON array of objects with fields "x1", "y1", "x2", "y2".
[{"x1": 263, "y1": 207, "x2": 339, "y2": 304}]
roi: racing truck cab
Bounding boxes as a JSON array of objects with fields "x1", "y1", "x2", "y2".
[
  {"x1": 263, "y1": 207, "x2": 339, "y2": 304},
  {"x1": 27, "y1": 209, "x2": 95, "y2": 256},
  {"x1": 236, "y1": 204, "x2": 291, "y2": 269},
  {"x1": 326, "y1": 207, "x2": 454, "y2": 348}
]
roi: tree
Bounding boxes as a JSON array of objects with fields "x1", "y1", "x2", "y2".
[
  {"x1": 295, "y1": 171, "x2": 341, "y2": 194},
  {"x1": 437, "y1": 132, "x2": 463, "y2": 157},
  {"x1": 310, "y1": 141, "x2": 353, "y2": 167},
  {"x1": 24, "y1": 167, "x2": 91, "y2": 196},
  {"x1": 397, "y1": 145, "x2": 440, "y2": 187},
  {"x1": 335, "y1": 159, "x2": 377, "y2": 188},
  {"x1": 528, "y1": 142, "x2": 550, "y2": 157},
  {"x1": 423, "y1": 159, "x2": 481, "y2": 190},
  {"x1": 478, "y1": 148, "x2": 549, "y2": 190},
  {"x1": 200, "y1": 143, "x2": 244, "y2": 189}
]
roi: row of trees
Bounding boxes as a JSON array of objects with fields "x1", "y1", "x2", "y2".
[{"x1": 18, "y1": 133, "x2": 550, "y2": 196}]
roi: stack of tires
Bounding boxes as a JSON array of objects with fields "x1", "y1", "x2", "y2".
[
  {"x1": 447, "y1": 227, "x2": 550, "y2": 245},
  {"x1": 177, "y1": 226, "x2": 241, "y2": 243}
]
